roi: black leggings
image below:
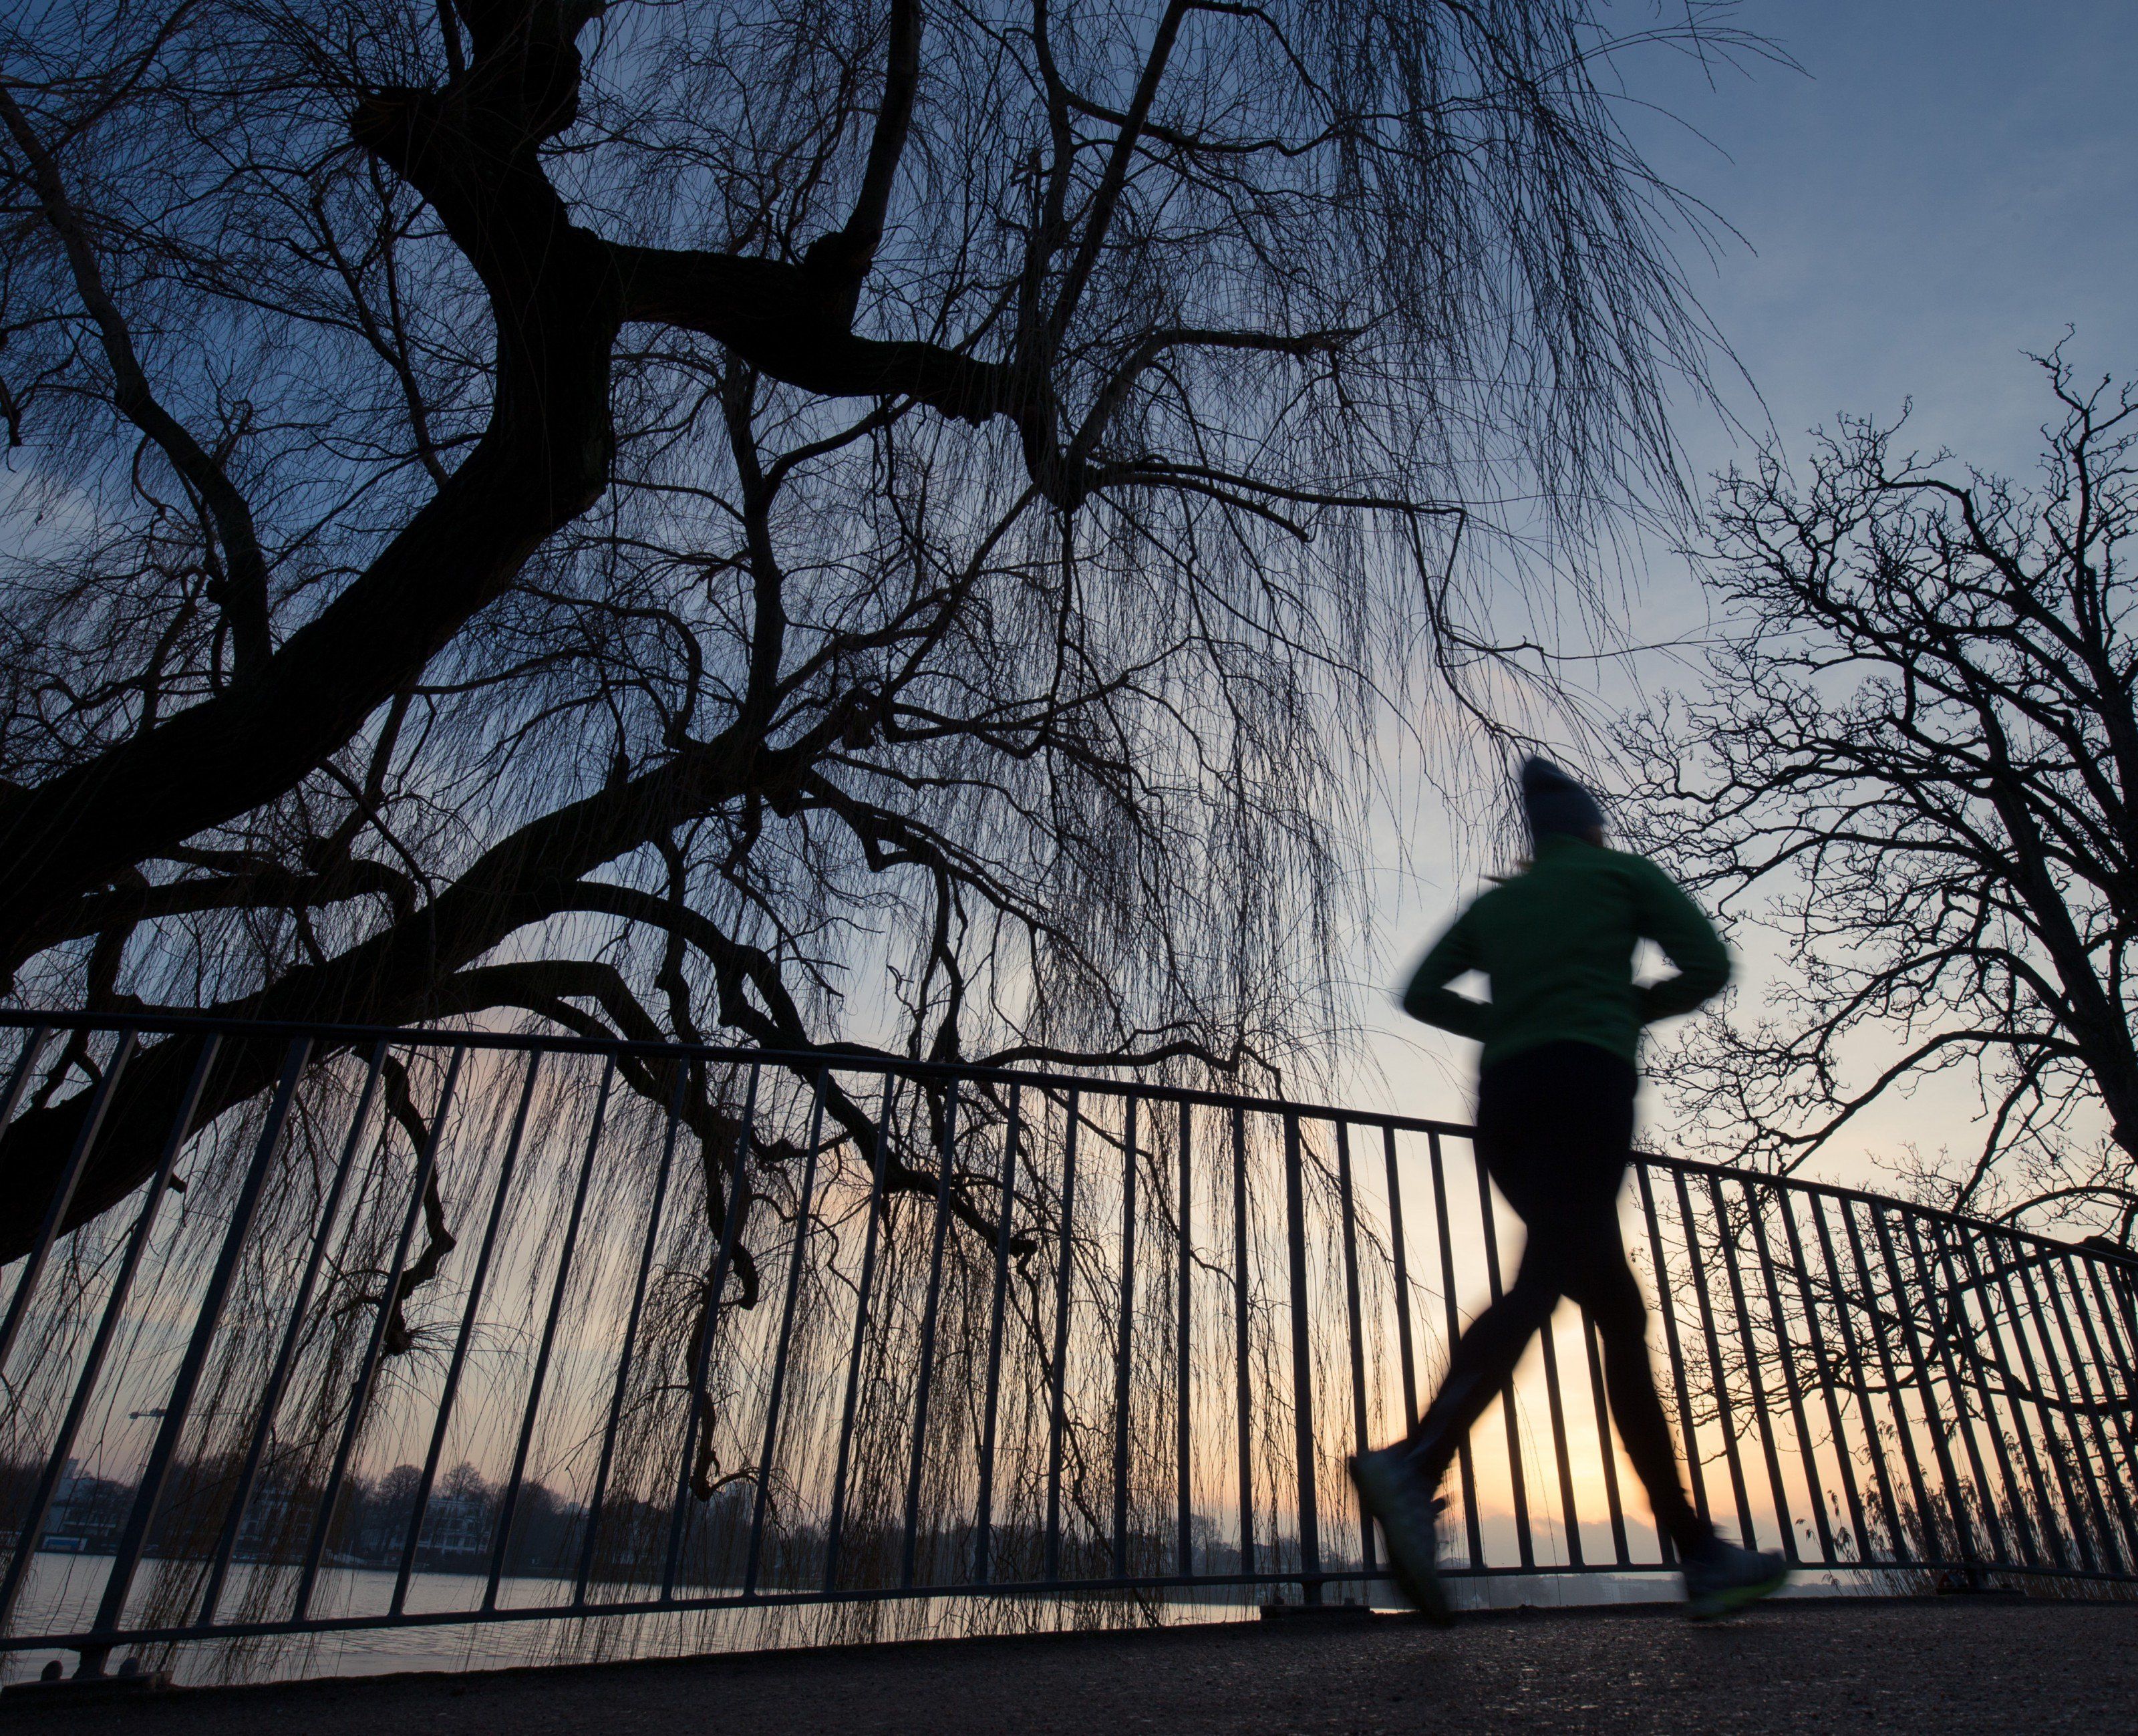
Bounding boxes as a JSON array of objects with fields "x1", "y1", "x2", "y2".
[{"x1": 1406, "y1": 1041, "x2": 1712, "y2": 1558}]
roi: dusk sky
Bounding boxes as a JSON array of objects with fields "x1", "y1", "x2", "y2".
[{"x1": 1362, "y1": 1, "x2": 2138, "y2": 1184}]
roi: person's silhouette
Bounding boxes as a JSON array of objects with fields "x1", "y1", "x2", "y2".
[{"x1": 1352, "y1": 756, "x2": 1788, "y2": 1622}]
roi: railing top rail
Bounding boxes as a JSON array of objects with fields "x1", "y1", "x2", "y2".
[{"x1": 0, "y1": 1007, "x2": 2129, "y2": 1274}]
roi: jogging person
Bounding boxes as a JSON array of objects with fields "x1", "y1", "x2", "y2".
[{"x1": 1351, "y1": 757, "x2": 1789, "y2": 1623}]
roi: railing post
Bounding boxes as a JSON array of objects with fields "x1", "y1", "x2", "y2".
[
  {"x1": 746, "y1": 1069, "x2": 829, "y2": 1596},
  {"x1": 1705, "y1": 1175, "x2": 1796, "y2": 1562},
  {"x1": 1110, "y1": 1095, "x2": 1139, "y2": 1581},
  {"x1": 1231, "y1": 1106, "x2": 1255, "y2": 1580},
  {"x1": 1743, "y1": 1181, "x2": 1833, "y2": 1564},
  {"x1": 664, "y1": 1064, "x2": 762, "y2": 1601},
  {"x1": 1637, "y1": 1161, "x2": 1708, "y2": 1550},
  {"x1": 1675, "y1": 1169, "x2": 1757, "y2": 1551},
  {"x1": 1334, "y1": 1123, "x2": 1376, "y2": 1575},
  {"x1": 824, "y1": 1072, "x2": 902, "y2": 1592},
  {"x1": 394, "y1": 1050, "x2": 543, "y2": 1615},
  {"x1": 970, "y1": 1085, "x2": 1020, "y2": 1586},
  {"x1": 1282, "y1": 1113, "x2": 1321, "y2": 1602},
  {"x1": 79, "y1": 1037, "x2": 309, "y2": 1676},
  {"x1": 293, "y1": 1046, "x2": 464, "y2": 1622},
  {"x1": 1043, "y1": 1089, "x2": 1081, "y2": 1584},
  {"x1": 504, "y1": 1058, "x2": 613, "y2": 1612},
  {"x1": 1476, "y1": 1147, "x2": 1533, "y2": 1568},
  {"x1": 1175, "y1": 1097, "x2": 1194, "y2": 1579},
  {"x1": 573, "y1": 1062, "x2": 685, "y2": 1600},
  {"x1": 901, "y1": 1078, "x2": 961, "y2": 1590},
  {"x1": 1430, "y1": 1130, "x2": 1483, "y2": 1570},
  {"x1": 0, "y1": 1037, "x2": 217, "y2": 1632}
]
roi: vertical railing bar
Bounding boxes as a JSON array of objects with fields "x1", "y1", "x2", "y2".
[
  {"x1": 1042, "y1": 1089, "x2": 1082, "y2": 1584},
  {"x1": 2048, "y1": 1244, "x2": 2138, "y2": 1570},
  {"x1": 1806, "y1": 1191, "x2": 1905, "y2": 1562},
  {"x1": 292, "y1": 1044, "x2": 464, "y2": 1623},
  {"x1": 1976, "y1": 1229, "x2": 2082, "y2": 1574},
  {"x1": 745, "y1": 1068, "x2": 829, "y2": 1596},
  {"x1": 197, "y1": 1042, "x2": 388, "y2": 1627},
  {"x1": 2070, "y1": 1248, "x2": 2138, "y2": 1568},
  {"x1": 1867, "y1": 1205, "x2": 1978, "y2": 1570},
  {"x1": 1636, "y1": 1161, "x2": 1705, "y2": 1552},
  {"x1": 391, "y1": 1049, "x2": 545, "y2": 1616},
  {"x1": 2073, "y1": 1248, "x2": 2138, "y2": 1465},
  {"x1": 2032, "y1": 1240, "x2": 2137, "y2": 1572},
  {"x1": 822, "y1": 1072, "x2": 901, "y2": 1592},
  {"x1": 1705, "y1": 1176, "x2": 1796, "y2": 1561},
  {"x1": 1904, "y1": 1214, "x2": 2017, "y2": 1571},
  {"x1": 825, "y1": 1077, "x2": 902, "y2": 1590},
  {"x1": 1534, "y1": 1304, "x2": 1583, "y2": 1570},
  {"x1": 572, "y1": 1064, "x2": 686, "y2": 1604},
  {"x1": 1579, "y1": 1310, "x2": 1630, "y2": 1566},
  {"x1": 1474, "y1": 1145, "x2": 1533, "y2": 1570},
  {"x1": 1837, "y1": 1198, "x2": 1938, "y2": 1563},
  {"x1": 1334, "y1": 1123, "x2": 1378, "y2": 1575},
  {"x1": 1175, "y1": 1097, "x2": 1193, "y2": 1580},
  {"x1": 1382, "y1": 1126, "x2": 1419, "y2": 1430},
  {"x1": 0, "y1": 1036, "x2": 217, "y2": 1631},
  {"x1": 494, "y1": 1057, "x2": 612, "y2": 1614},
  {"x1": 1742, "y1": 1181, "x2": 1832, "y2": 1564},
  {"x1": 1944, "y1": 1227, "x2": 2051, "y2": 1572},
  {"x1": 1282, "y1": 1113, "x2": 1322, "y2": 1601},
  {"x1": 1429, "y1": 1129, "x2": 1483, "y2": 1570},
  {"x1": 662, "y1": 1063, "x2": 762, "y2": 1603},
  {"x1": 1108, "y1": 1095, "x2": 1140, "y2": 1582},
  {"x1": 975, "y1": 1090, "x2": 1022, "y2": 1590},
  {"x1": 808, "y1": 1056, "x2": 893, "y2": 1590},
  {"x1": 1775, "y1": 1191, "x2": 1865, "y2": 1565},
  {"x1": 2076, "y1": 1246, "x2": 2138, "y2": 1402},
  {"x1": 812, "y1": 1056, "x2": 889, "y2": 1590},
  {"x1": 83, "y1": 1037, "x2": 309, "y2": 1667},
  {"x1": 1674, "y1": 1169, "x2": 1757, "y2": 1549},
  {"x1": 1231, "y1": 1105, "x2": 1255, "y2": 1578},
  {"x1": 0, "y1": 1028, "x2": 136, "y2": 1379},
  {"x1": 2103, "y1": 1250, "x2": 2138, "y2": 1356},
  {"x1": 901, "y1": 1077, "x2": 962, "y2": 1591},
  {"x1": 971, "y1": 1084, "x2": 1021, "y2": 1587},
  {"x1": 2003, "y1": 1240, "x2": 2106, "y2": 1572}
]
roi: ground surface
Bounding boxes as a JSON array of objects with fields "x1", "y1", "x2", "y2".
[{"x1": 7, "y1": 1598, "x2": 2134, "y2": 1733}]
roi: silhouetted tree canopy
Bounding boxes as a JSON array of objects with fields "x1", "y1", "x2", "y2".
[
  {"x1": 1624, "y1": 353, "x2": 2138, "y2": 1247},
  {"x1": 0, "y1": 0, "x2": 1752, "y2": 1254}
]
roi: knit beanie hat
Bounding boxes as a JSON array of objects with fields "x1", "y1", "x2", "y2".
[{"x1": 1520, "y1": 756, "x2": 1606, "y2": 841}]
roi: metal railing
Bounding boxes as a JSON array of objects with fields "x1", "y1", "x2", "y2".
[{"x1": 1, "y1": 1012, "x2": 2134, "y2": 1679}]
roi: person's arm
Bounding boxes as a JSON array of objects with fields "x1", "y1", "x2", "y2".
[
  {"x1": 1398, "y1": 906, "x2": 1491, "y2": 1040},
  {"x1": 1628, "y1": 855, "x2": 1730, "y2": 1022}
]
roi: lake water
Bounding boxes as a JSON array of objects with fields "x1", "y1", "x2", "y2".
[
  {"x1": 0, "y1": 1554, "x2": 1271, "y2": 1687},
  {"x1": 1, "y1": 1553, "x2": 1883, "y2": 1688}
]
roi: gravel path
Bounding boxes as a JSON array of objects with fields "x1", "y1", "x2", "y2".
[{"x1": 7, "y1": 1597, "x2": 2133, "y2": 1733}]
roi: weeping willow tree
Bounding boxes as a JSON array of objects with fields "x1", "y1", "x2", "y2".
[{"x1": 0, "y1": 0, "x2": 1758, "y2": 1659}]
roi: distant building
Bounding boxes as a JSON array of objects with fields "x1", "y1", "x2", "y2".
[{"x1": 418, "y1": 1490, "x2": 495, "y2": 1559}]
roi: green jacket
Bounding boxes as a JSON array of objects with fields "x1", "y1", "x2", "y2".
[{"x1": 1400, "y1": 833, "x2": 1729, "y2": 1069}]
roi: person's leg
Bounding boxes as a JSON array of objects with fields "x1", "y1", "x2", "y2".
[
  {"x1": 1559, "y1": 1219, "x2": 1712, "y2": 1558},
  {"x1": 1401, "y1": 1265, "x2": 1557, "y2": 1489},
  {"x1": 1398, "y1": 1042, "x2": 1587, "y2": 1488},
  {"x1": 1501, "y1": 1045, "x2": 1712, "y2": 1558},
  {"x1": 1350, "y1": 1044, "x2": 1574, "y2": 1618}
]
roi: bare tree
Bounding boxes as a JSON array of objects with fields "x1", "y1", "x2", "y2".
[
  {"x1": 0, "y1": 0, "x2": 1755, "y2": 1258},
  {"x1": 1623, "y1": 351, "x2": 2138, "y2": 1247}
]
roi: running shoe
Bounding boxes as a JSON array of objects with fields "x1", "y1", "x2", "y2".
[
  {"x1": 1681, "y1": 1537, "x2": 1790, "y2": 1620},
  {"x1": 1348, "y1": 1445, "x2": 1454, "y2": 1626}
]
